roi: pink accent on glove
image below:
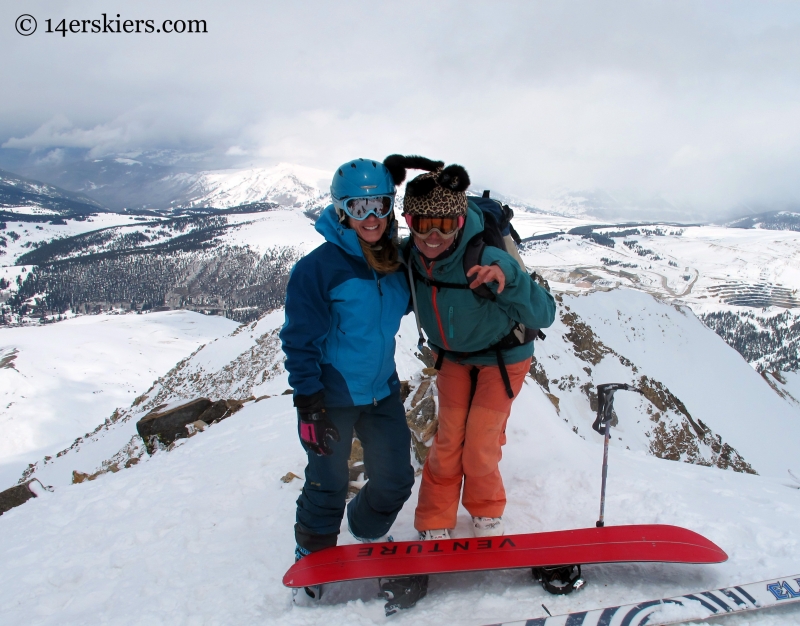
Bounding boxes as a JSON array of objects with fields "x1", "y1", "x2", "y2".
[{"x1": 300, "y1": 422, "x2": 317, "y2": 444}]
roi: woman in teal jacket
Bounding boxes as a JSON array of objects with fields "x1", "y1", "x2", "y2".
[{"x1": 384, "y1": 155, "x2": 556, "y2": 542}]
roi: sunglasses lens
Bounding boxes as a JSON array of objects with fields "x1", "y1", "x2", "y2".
[
  {"x1": 345, "y1": 196, "x2": 392, "y2": 219},
  {"x1": 411, "y1": 216, "x2": 459, "y2": 234}
]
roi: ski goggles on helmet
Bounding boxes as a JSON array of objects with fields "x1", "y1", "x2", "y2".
[
  {"x1": 339, "y1": 195, "x2": 395, "y2": 220},
  {"x1": 405, "y1": 214, "x2": 465, "y2": 239}
]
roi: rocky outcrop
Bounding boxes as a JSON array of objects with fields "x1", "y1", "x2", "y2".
[
  {"x1": 405, "y1": 378, "x2": 438, "y2": 466},
  {"x1": 348, "y1": 438, "x2": 365, "y2": 496},
  {"x1": 561, "y1": 308, "x2": 613, "y2": 365},
  {"x1": 0, "y1": 482, "x2": 36, "y2": 515},
  {"x1": 136, "y1": 398, "x2": 246, "y2": 454},
  {"x1": 134, "y1": 327, "x2": 285, "y2": 416},
  {"x1": 0, "y1": 480, "x2": 50, "y2": 515}
]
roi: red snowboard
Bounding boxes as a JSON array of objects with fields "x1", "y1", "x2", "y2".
[{"x1": 283, "y1": 524, "x2": 727, "y2": 588}]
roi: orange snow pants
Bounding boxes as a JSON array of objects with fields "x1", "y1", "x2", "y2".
[{"x1": 414, "y1": 356, "x2": 531, "y2": 531}]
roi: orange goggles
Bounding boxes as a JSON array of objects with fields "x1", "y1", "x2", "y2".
[{"x1": 405, "y1": 214, "x2": 464, "y2": 239}]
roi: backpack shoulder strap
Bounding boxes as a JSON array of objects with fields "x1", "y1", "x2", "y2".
[
  {"x1": 462, "y1": 233, "x2": 494, "y2": 300},
  {"x1": 402, "y1": 240, "x2": 413, "y2": 265}
]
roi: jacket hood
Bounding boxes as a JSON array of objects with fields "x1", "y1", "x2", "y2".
[{"x1": 315, "y1": 204, "x2": 365, "y2": 258}]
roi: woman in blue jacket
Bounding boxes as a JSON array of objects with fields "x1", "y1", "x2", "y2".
[{"x1": 280, "y1": 158, "x2": 427, "y2": 579}]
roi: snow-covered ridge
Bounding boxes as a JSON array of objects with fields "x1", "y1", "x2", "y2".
[
  {"x1": 178, "y1": 163, "x2": 332, "y2": 210},
  {"x1": 17, "y1": 288, "x2": 800, "y2": 494},
  {"x1": 0, "y1": 168, "x2": 105, "y2": 214}
]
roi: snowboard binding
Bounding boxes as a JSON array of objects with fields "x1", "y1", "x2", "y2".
[
  {"x1": 378, "y1": 575, "x2": 429, "y2": 616},
  {"x1": 292, "y1": 584, "x2": 323, "y2": 605},
  {"x1": 532, "y1": 565, "x2": 585, "y2": 595}
]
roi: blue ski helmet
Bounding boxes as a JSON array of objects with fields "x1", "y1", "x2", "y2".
[{"x1": 331, "y1": 158, "x2": 397, "y2": 224}]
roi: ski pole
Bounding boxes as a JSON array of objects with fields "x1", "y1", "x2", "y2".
[
  {"x1": 591, "y1": 383, "x2": 641, "y2": 528},
  {"x1": 596, "y1": 412, "x2": 612, "y2": 528}
]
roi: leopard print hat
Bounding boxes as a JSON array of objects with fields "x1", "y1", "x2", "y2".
[{"x1": 383, "y1": 155, "x2": 471, "y2": 218}]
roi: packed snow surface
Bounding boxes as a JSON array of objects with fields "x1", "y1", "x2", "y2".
[
  {"x1": 0, "y1": 310, "x2": 238, "y2": 488},
  {"x1": 1, "y1": 389, "x2": 799, "y2": 625}
]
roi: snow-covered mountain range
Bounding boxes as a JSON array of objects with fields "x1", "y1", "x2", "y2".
[
  {"x1": 176, "y1": 163, "x2": 332, "y2": 211},
  {"x1": 3, "y1": 164, "x2": 800, "y2": 368},
  {"x1": 0, "y1": 168, "x2": 105, "y2": 216}
]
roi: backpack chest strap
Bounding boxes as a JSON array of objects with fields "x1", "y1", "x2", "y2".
[{"x1": 411, "y1": 267, "x2": 470, "y2": 291}]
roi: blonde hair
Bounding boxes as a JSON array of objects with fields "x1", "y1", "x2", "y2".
[{"x1": 359, "y1": 234, "x2": 401, "y2": 274}]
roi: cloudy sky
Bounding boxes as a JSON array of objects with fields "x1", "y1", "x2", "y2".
[{"x1": 4, "y1": 0, "x2": 800, "y2": 215}]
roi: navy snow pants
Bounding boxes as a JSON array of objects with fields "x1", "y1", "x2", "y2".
[{"x1": 295, "y1": 391, "x2": 414, "y2": 551}]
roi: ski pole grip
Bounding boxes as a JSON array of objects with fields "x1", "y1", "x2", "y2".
[
  {"x1": 591, "y1": 383, "x2": 630, "y2": 435},
  {"x1": 591, "y1": 411, "x2": 605, "y2": 435}
]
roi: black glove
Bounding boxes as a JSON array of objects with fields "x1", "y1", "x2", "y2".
[{"x1": 295, "y1": 392, "x2": 340, "y2": 456}]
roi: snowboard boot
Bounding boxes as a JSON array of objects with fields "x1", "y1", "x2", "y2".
[
  {"x1": 418, "y1": 528, "x2": 451, "y2": 541},
  {"x1": 292, "y1": 544, "x2": 323, "y2": 605},
  {"x1": 532, "y1": 564, "x2": 586, "y2": 595},
  {"x1": 378, "y1": 575, "x2": 429, "y2": 616},
  {"x1": 472, "y1": 516, "x2": 504, "y2": 537},
  {"x1": 292, "y1": 523, "x2": 339, "y2": 605}
]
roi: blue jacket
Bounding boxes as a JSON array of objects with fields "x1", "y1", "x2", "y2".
[{"x1": 280, "y1": 206, "x2": 410, "y2": 407}]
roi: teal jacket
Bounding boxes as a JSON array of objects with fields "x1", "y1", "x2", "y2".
[{"x1": 403, "y1": 201, "x2": 556, "y2": 366}]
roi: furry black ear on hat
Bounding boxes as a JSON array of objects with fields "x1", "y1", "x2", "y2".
[
  {"x1": 437, "y1": 164, "x2": 470, "y2": 192},
  {"x1": 383, "y1": 155, "x2": 444, "y2": 185},
  {"x1": 405, "y1": 175, "x2": 438, "y2": 198}
]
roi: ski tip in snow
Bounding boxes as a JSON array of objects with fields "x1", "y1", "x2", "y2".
[{"x1": 485, "y1": 574, "x2": 800, "y2": 626}]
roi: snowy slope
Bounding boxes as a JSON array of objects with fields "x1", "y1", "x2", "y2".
[
  {"x1": 1, "y1": 359, "x2": 799, "y2": 625},
  {"x1": 0, "y1": 212, "x2": 146, "y2": 265},
  {"x1": 540, "y1": 289, "x2": 800, "y2": 479},
  {"x1": 14, "y1": 286, "x2": 800, "y2": 486},
  {"x1": 215, "y1": 209, "x2": 325, "y2": 256},
  {"x1": 11, "y1": 208, "x2": 322, "y2": 266},
  {"x1": 0, "y1": 281, "x2": 799, "y2": 623},
  {"x1": 0, "y1": 310, "x2": 238, "y2": 489}
]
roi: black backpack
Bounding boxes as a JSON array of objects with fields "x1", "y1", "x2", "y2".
[{"x1": 461, "y1": 191, "x2": 523, "y2": 299}]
